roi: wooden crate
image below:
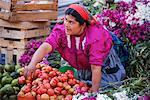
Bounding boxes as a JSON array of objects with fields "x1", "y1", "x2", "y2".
[
  {"x1": 0, "y1": 0, "x2": 58, "y2": 22},
  {"x1": 0, "y1": 36, "x2": 46, "y2": 49},
  {"x1": 0, "y1": 26, "x2": 50, "y2": 39},
  {"x1": 0, "y1": 35, "x2": 46, "y2": 64},
  {"x1": 0, "y1": 19, "x2": 50, "y2": 29},
  {"x1": 0, "y1": 19, "x2": 50, "y2": 39},
  {"x1": 0, "y1": 47, "x2": 25, "y2": 64}
]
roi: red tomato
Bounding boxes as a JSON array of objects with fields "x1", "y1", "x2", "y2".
[{"x1": 47, "y1": 88, "x2": 55, "y2": 96}]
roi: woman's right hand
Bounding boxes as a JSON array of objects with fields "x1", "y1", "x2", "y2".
[
  {"x1": 24, "y1": 65, "x2": 36, "y2": 78},
  {"x1": 23, "y1": 42, "x2": 53, "y2": 78}
]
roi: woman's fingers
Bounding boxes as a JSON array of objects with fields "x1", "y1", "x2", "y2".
[
  {"x1": 27, "y1": 70, "x2": 31, "y2": 77},
  {"x1": 24, "y1": 66, "x2": 33, "y2": 78},
  {"x1": 23, "y1": 66, "x2": 28, "y2": 78}
]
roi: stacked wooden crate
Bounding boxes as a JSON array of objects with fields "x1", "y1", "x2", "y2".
[
  {"x1": 0, "y1": 0, "x2": 58, "y2": 64},
  {"x1": 0, "y1": 0, "x2": 58, "y2": 22},
  {"x1": 0, "y1": 19, "x2": 50, "y2": 64}
]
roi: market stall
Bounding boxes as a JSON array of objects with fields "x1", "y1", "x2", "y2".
[{"x1": 0, "y1": 0, "x2": 149, "y2": 100}]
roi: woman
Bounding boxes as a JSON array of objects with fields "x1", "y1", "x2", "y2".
[{"x1": 24, "y1": 4, "x2": 125, "y2": 92}]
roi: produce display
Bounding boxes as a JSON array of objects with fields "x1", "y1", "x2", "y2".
[
  {"x1": 0, "y1": 64, "x2": 24, "y2": 100},
  {"x1": 18, "y1": 63, "x2": 90, "y2": 100},
  {"x1": 0, "y1": 0, "x2": 149, "y2": 99}
]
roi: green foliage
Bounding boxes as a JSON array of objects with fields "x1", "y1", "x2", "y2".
[
  {"x1": 83, "y1": 0, "x2": 117, "y2": 15},
  {"x1": 122, "y1": 78, "x2": 149, "y2": 97},
  {"x1": 126, "y1": 40, "x2": 150, "y2": 78},
  {"x1": 97, "y1": 77, "x2": 150, "y2": 98},
  {"x1": 83, "y1": 0, "x2": 104, "y2": 15},
  {"x1": 46, "y1": 50, "x2": 61, "y2": 69},
  {"x1": 109, "y1": 3, "x2": 117, "y2": 10}
]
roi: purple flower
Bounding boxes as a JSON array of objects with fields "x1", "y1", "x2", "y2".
[
  {"x1": 97, "y1": 0, "x2": 149, "y2": 45},
  {"x1": 19, "y1": 39, "x2": 43, "y2": 67}
]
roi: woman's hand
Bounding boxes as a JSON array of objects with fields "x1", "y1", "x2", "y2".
[
  {"x1": 23, "y1": 42, "x2": 53, "y2": 78},
  {"x1": 24, "y1": 65, "x2": 36, "y2": 78}
]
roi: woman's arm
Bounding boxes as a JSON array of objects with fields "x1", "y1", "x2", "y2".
[
  {"x1": 91, "y1": 64, "x2": 102, "y2": 92},
  {"x1": 29, "y1": 42, "x2": 52, "y2": 66},
  {"x1": 24, "y1": 42, "x2": 52, "y2": 77}
]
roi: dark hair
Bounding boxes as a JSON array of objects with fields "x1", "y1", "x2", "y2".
[{"x1": 65, "y1": 8, "x2": 90, "y2": 25}]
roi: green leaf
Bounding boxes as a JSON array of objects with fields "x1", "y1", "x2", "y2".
[
  {"x1": 109, "y1": 4, "x2": 117, "y2": 10},
  {"x1": 130, "y1": 60, "x2": 137, "y2": 65},
  {"x1": 140, "y1": 47, "x2": 147, "y2": 54}
]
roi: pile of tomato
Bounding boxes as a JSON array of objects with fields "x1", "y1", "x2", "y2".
[{"x1": 18, "y1": 63, "x2": 90, "y2": 100}]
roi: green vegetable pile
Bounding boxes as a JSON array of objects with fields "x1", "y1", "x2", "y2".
[{"x1": 0, "y1": 64, "x2": 23, "y2": 100}]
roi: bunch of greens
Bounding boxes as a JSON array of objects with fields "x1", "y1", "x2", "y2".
[
  {"x1": 127, "y1": 40, "x2": 150, "y2": 78},
  {"x1": 82, "y1": 0, "x2": 104, "y2": 15}
]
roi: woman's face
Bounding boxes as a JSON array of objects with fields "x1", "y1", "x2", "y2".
[{"x1": 64, "y1": 15, "x2": 85, "y2": 36}]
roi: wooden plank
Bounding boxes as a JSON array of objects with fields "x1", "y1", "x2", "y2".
[
  {"x1": 13, "y1": 49, "x2": 25, "y2": 64},
  {"x1": 0, "y1": 38, "x2": 28, "y2": 49},
  {"x1": 0, "y1": 48, "x2": 6, "y2": 55},
  {"x1": 0, "y1": 47, "x2": 25, "y2": 64},
  {"x1": 0, "y1": 27, "x2": 3, "y2": 33},
  {"x1": 0, "y1": 0, "x2": 58, "y2": 22},
  {"x1": 23, "y1": 27, "x2": 50, "y2": 38},
  {"x1": 0, "y1": 37, "x2": 46, "y2": 49},
  {"x1": 0, "y1": 27, "x2": 50, "y2": 39},
  {"x1": 0, "y1": 1, "x2": 11, "y2": 11},
  {"x1": 0, "y1": 19, "x2": 50, "y2": 29},
  {"x1": 0, "y1": 12, "x2": 10, "y2": 20},
  {"x1": 7, "y1": 48, "x2": 14, "y2": 64},
  {"x1": 10, "y1": 11, "x2": 58, "y2": 22},
  {"x1": 13, "y1": 2, "x2": 58, "y2": 11}
]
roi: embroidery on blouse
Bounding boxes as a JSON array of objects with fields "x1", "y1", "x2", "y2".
[
  {"x1": 66, "y1": 34, "x2": 86, "y2": 50},
  {"x1": 82, "y1": 37, "x2": 86, "y2": 50},
  {"x1": 67, "y1": 35, "x2": 71, "y2": 48},
  {"x1": 75, "y1": 37, "x2": 80, "y2": 50}
]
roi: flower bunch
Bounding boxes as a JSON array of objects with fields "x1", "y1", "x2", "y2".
[
  {"x1": 73, "y1": 90, "x2": 130, "y2": 100},
  {"x1": 19, "y1": 39, "x2": 42, "y2": 67},
  {"x1": 97, "y1": 0, "x2": 149, "y2": 44},
  {"x1": 19, "y1": 39, "x2": 61, "y2": 68}
]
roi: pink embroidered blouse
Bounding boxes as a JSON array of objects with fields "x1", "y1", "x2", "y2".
[{"x1": 45, "y1": 23, "x2": 112, "y2": 70}]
